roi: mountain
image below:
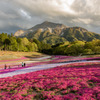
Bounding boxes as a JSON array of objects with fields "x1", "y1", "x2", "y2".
[
  {"x1": 14, "y1": 30, "x2": 25, "y2": 37},
  {"x1": 14, "y1": 21, "x2": 100, "y2": 45},
  {"x1": 29, "y1": 21, "x2": 67, "y2": 31},
  {"x1": 14, "y1": 21, "x2": 67, "y2": 37},
  {"x1": 61, "y1": 27, "x2": 100, "y2": 41}
]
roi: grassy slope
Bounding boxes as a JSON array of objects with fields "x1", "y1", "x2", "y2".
[
  {"x1": 0, "y1": 51, "x2": 45, "y2": 68},
  {"x1": 0, "y1": 51, "x2": 44, "y2": 60}
]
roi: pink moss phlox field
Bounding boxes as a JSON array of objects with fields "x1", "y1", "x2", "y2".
[
  {"x1": 0, "y1": 55, "x2": 72, "y2": 74},
  {"x1": 1, "y1": 55, "x2": 100, "y2": 75},
  {"x1": 0, "y1": 63, "x2": 100, "y2": 100},
  {"x1": 50, "y1": 56, "x2": 100, "y2": 63},
  {"x1": 51, "y1": 56, "x2": 72, "y2": 59}
]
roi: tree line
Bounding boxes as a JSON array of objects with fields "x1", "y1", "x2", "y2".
[
  {"x1": 0, "y1": 33, "x2": 51, "y2": 52},
  {"x1": 0, "y1": 33, "x2": 38, "y2": 52},
  {"x1": 0, "y1": 33, "x2": 100, "y2": 56},
  {"x1": 43, "y1": 40, "x2": 100, "y2": 56}
]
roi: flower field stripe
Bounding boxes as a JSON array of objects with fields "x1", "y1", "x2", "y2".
[
  {"x1": 0, "y1": 62, "x2": 99, "y2": 99},
  {"x1": 0, "y1": 63, "x2": 68, "y2": 78},
  {"x1": 0, "y1": 61, "x2": 47, "y2": 74},
  {"x1": 0, "y1": 60, "x2": 100, "y2": 78}
]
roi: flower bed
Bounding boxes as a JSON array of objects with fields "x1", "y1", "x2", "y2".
[
  {"x1": 0, "y1": 63, "x2": 100, "y2": 100},
  {"x1": 1, "y1": 55, "x2": 100, "y2": 75},
  {"x1": 0, "y1": 55, "x2": 73, "y2": 74},
  {"x1": 50, "y1": 56, "x2": 100, "y2": 63}
]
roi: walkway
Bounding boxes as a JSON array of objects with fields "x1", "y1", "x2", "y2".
[{"x1": 0, "y1": 60, "x2": 100, "y2": 78}]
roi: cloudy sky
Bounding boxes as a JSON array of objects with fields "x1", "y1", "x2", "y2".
[{"x1": 0, "y1": 0, "x2": 100, "y2": 34}]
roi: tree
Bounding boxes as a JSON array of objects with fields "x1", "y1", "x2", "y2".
[
  {"x1": 26, "y1": 42, "x2": 38, "y2": 52},
  {"x1": 33, "y1": 38, "x2": 41, "y2": 51},
  {"x1": 11, "y1": 33, "x2": 13, "y2": 37},
  {"x1": 33, "y1": 38, "x2": 40, "y2": 45},
  {"x1": 21, "y1": 37, "x2": 29, "y2": 46},
  {"x1": 9, "y1": 37, "x2": 18, "y2": 51},
  {"x1": 16, "y1": 38, "x2": 22, "y2": 51},
  {"x1": 0, "y1": 33, "x2": 8, "y2": 50},
  {"x1": 83, "y1": 49, "x2": 93, "y2": 54},
  {"x1": 93, "y1": 46, "x2": 100, "y2": 54},
  {"x1": 4, "y1": 38, "x2": 11, "y2": 50}
]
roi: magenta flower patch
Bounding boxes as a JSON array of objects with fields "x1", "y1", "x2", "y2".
[{"x1": 0, "y1": 62, "x2": 100, "y2": 99}]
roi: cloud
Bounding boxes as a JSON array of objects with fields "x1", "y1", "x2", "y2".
[
  {"x1": 19, "y1": 9, "x2": 31, "y2": 19},
  {"x1": 0, "y1": 0, "x2": 100, "y2": 34},
  {"x1": 72, "y1": 18, "x2": 93, "y2": 25}
]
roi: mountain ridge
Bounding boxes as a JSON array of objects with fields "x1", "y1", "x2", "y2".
[
  {"x1": 14, "y1": 21, "x2": 100, "y2": 45},
  {"x1": 14, "y1": 21, "x2": 67, "y2": 37},
  {"x1": 30, "y1": 21, "x2": 67, "y2": 30}
]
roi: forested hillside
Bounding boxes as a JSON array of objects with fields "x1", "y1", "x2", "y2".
[{"x1": 1, "y1": 33, "x2": 100, "y2": 56}]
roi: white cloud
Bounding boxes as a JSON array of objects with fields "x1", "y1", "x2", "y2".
[
  {"x1": 19, "y1": 9, "x2": 31, "y2": 19},
  {"x1": 72, "y1": 18, "x2": 93, "y2": 24},
  {"x1": 0, "y1": 0, "x2": 100, "y2": 33}
]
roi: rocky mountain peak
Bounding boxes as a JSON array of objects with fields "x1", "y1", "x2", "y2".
[
  {"x1": 14, "y1": 30, "x2": 25, "y2": 37},
  {"x1": 30, "y1": 21, "x2": 67, "y2": 31}
]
